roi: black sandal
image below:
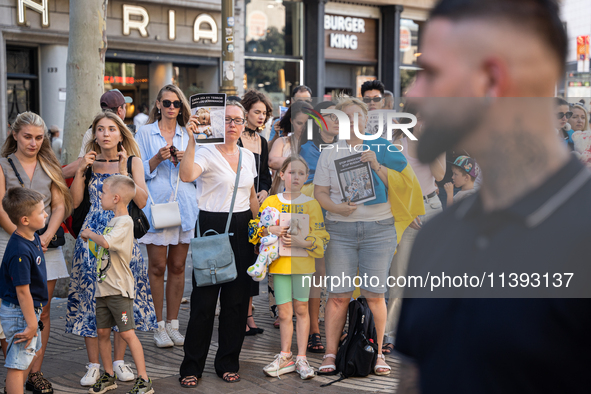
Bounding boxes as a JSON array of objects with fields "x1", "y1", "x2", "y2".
[
  {"x1": 382, "y1": 343, "x2": 394, "y2": 355},
  {"x1": 179, "y1": 375, "x2": 198, "y2": 388},
  {"x1": 26, "y1": 371, "x2": 53, "y2": 394},
  {"x1": 307, "y1": 333, "x2": 325, "y2": 353},
  {"x1": 247, "y1": 315, "x2": 264, "y2": 334},
  {"x1": 222, "y1": 372, "x2": 241, "y2": 383}
]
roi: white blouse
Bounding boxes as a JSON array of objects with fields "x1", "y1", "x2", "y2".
[{"x1": 194, "y1": 145, "x2": 257, "y2": 213}]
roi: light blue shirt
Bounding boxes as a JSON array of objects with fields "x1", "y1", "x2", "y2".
[{"x1": 135, "y1": 121, "x2": 198, "y2": 232}]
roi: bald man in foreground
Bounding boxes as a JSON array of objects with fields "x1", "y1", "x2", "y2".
[{"x1": 395, "y1": 0, "x2": 591, "y2": 393}]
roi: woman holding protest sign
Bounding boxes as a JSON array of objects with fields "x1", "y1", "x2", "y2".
[{"x1": 178, "y1": 100, "x2": 259, "y2": 387}]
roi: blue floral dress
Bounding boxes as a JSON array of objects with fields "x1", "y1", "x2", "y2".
[{"x1": 66, "y1": 172, "x2": 157, "y2": 336}]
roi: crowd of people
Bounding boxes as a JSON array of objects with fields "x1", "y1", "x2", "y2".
[{"x1": 1, "y1": 0, "x2": 590, "y2": 393}]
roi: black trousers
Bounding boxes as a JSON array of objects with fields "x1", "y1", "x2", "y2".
[{"x1": 180, "y1": 210, "x2": 255, "y2": 379}]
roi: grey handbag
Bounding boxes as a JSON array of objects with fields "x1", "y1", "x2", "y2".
[{"x1": 191, "y1": 149, "x2": 242, "y2": 287}]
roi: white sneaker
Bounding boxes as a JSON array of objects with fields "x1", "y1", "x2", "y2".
[
  {"x1": 113, "y1": 362, "x2": 135, "y2": 382},
  {"x1": 166, "y1": 320, "x2": 185, "y2": 346},
  {"x1": 295, "y1": 358, "x2": 315, "y2": 380},
  {"x1": 80, "y1": 363, "x2": 101, "y2": 386},
  {"x1": 153, "y1": 321, "x2": 174, "y2": 348}
]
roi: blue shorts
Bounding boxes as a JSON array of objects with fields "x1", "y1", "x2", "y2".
[
  {"x1": 0, "y1": 300, "x2": 42, "y2": 370},
  {"x1": 324, "y1": 218, "x2": 397, "y2": 294}
]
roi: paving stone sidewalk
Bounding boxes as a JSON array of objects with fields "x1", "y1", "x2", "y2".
[{"x1": 1, "y1": 248, "x2": 400, "y2": 393}]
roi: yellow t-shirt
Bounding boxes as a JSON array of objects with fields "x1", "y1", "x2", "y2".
[
  {"x1": 249, "y1": 194, "x2": 329, "y2": 275},
  {"x1": 94, "y1": 216, "x2": 135, "y2": 299}
]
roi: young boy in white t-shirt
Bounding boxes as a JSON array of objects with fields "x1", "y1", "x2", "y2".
[
  {"x1": 80, "y1": 175, "x2": 153, "y2": 394},
  {"x1": 444, "y1": 155, "x2": 479, "y2": 207}
]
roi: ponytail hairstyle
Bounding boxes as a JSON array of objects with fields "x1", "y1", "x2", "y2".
[
  {"x1": 147, "y1": 84, "x2": 191, "y2": 127},
  {"x1": 269, "y1": 154, "x2": 309, "y2": 196},
  {"x1": 86, "y1": 111, "x2": 142, "y2": 158},
  {"x1": 2, "y1": 112, "x2": 74, "y2": 216}
]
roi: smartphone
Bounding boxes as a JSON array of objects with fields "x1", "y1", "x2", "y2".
[{"x1": 117, "y1": 142, "x2": 122, "y2": 152}]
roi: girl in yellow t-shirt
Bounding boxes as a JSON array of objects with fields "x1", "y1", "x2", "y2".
[{"x1": 249, "y1": 156, "x2": 329, "y2": 379}]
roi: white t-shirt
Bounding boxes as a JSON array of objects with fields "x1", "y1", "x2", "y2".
[
  {"x1": 78, "y1": 128, "x2": 93, "y2": 158},
  {"x1": 96, "y1": 216, "x2": 135, "y2": 299},
  {"x1": 314, "y1": 140, "x2": 393, "y2": 222},
  {"x1": 134, "y1": 113, "x2": 149, "y2": 129},
  {"x1": 194, "y1": 145, "x2": 257, "y2": 212}
]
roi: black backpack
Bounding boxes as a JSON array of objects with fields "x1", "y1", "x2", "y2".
[{"x1": 321, "y1": 297, "x2": 378, "y2": 387}]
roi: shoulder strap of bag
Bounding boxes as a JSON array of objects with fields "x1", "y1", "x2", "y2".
[
  {"x1": 145, "y1": 129, "x2": 184, "y2": 206},
  {"x1": 7, "y1": 157, "x2": 25, "y2": 188},
  {"x1": 127, "y1": 155, "x2": 134, "y2": 180},
  {"x1": 225, "y1": 148, "x2": 242, "y2": 234}
]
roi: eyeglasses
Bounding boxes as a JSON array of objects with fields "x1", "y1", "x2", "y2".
[
  {"x1": 326, "y1": 114, "x2": 338, "y2": 122},
  {"x1": 225, "y1": 117, "x2": 246, "y2": 125},
  {"x1": 557, "y1": 111, "x2": 573, "y2": 119},
  {"x1": 162, "y1": 100, "x2": 181, "y2": 108},
  {"x1": 363, "y1": 97, "x2": 383, "y2": 103}
]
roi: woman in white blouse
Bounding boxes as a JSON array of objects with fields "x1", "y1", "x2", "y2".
[{"x1": 178, "y1": 101, "x2": 259, "y2": 387}]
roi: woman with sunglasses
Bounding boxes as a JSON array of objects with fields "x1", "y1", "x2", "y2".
[
  {"x1": 179, "y1": 101, "x2": 259, "y2": 387},
  {"x1": 135, "y1": 84, "x2": 198, "y2": 348},
  {"x1": 555, "y1": 97, "x2": 575, "y2": 151}
]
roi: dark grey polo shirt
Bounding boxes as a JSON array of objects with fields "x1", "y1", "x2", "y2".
[{"x1": 395, "y1": 157, "x2": 591, "y2": 393}]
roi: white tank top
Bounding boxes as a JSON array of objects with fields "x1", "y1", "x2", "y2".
[{"x1": 400, "y1": 137, "x2": 438, "y2": 196}]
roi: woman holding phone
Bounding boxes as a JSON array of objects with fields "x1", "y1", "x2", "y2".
[{"x1": 135, "y1": 84, "x2": 198, "y2": 348}]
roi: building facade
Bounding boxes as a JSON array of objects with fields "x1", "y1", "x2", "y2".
[
  {"x1": 243, "y1": 0, "x2": 434, "y2": 112},
  {"x1": 1, "y1": 0, "x2": 245, "y2": 141}
]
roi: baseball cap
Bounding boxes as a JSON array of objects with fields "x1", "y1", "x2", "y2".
[
  {"x1": 100, "y1": 89, "x2": 133, "y2": 110},
  {"x1": 453, "y1": 155, "x2": 479, "y2": 178}
]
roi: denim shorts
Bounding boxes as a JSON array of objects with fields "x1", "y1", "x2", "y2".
[
  {"x1": 324, "y1": 217, "x2": 397, "y2": 294},
  {"x1": 0, "y1": 300, "x2": 42, "y2": 370}
]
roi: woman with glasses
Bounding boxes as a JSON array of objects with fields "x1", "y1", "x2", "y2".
[
  {"x1": 178, "y1": 101, "x2": 259, "y2": 387},
  {"x1": 135, "y1": 84, "x2": 198, "y2": 349}
]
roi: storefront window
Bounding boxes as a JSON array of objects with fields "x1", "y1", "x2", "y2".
[
  {"x1": 104, "y1": 61, "x2": 149, "y2": 120},
  {"x1": 245, "y1": 58, "x2": 302, "y2": 113},
  {"x1": 245, "y1": 0, "x2": 303, "y2": 57},
  {"x1": 173, "y1": 65, "x2": 219, "y2": 101},
  {"x1": 400, "y1": 19, "x2": 421, "y2": 67},
  {"x1": 6, "y1": 46, "x2": 38, "y2": 126}
]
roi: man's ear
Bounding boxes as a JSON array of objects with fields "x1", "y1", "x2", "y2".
[{"x1": 483, "y1": 57, "x2": 510, "y2": 98}]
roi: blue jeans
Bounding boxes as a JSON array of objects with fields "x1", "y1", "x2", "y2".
[
  {"x1": 0, "y1": 300, "x2": 42, "y2": 370},
  {"x1": 324, "y1": 217, "x2": 397, "y2": 294}
]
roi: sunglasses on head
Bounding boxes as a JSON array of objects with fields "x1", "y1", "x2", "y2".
[
  {"x1": 363, "y1": 97, "x2": 383, "y2": 103},
  {"x1": 162, "y1": 100, "x2": 181, "y2": 108},
  {"x1": 557, "y1": 111, "x2": 573, "y2": 119}
]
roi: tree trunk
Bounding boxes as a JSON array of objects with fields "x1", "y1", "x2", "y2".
[{"x1": 62, "y1": 0, "x2": 108, "y2": 165}]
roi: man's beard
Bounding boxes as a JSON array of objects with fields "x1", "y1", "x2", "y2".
[{"x1": 416, "y1": 98, "x2": 489, "y2": 163}]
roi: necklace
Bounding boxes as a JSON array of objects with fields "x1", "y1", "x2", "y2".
[
  {"x1": 95, "y1": 159, "x2": 119, "y2": 162},
  {"x1": 216, "y1": 145, "x2": 239, "y2": 156}
]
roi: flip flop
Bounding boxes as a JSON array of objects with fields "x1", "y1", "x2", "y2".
[{"x1": 179, "y1": 375, "x2": 198, "y2": 388}]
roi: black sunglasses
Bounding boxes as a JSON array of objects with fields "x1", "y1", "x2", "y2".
[
  {"x1": 557, "y1": 111, "x2": 573, "y2": 119},
  {"x1": 363, "y1": 97, "x2": 383, "y2": 103},
  {"x1": 162, "y1": 100, "x2": 181, "y2": 108}
]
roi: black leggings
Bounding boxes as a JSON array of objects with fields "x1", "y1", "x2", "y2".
[{"x1": 180, "y1": 210, "x2": 255, "y2": 379}]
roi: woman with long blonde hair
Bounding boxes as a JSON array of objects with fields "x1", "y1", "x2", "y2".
[
  {"x1": 0, "y1": 111, "x2": 73, "y2": 394},
  {"x1": 66, "y1": 110, "x2": 157, "y2": 387}
]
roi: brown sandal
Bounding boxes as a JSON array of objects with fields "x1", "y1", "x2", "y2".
[{"x1": 26, "y1": 371, "x2": 54, "y2": 394}]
